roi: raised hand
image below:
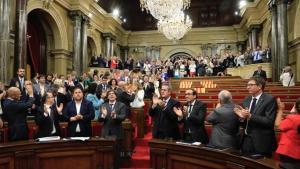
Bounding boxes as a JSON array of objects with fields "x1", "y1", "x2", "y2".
[
  {"x1": 57, "y1": 103, "x2": 64, "y2": 113},
  {"x1": 173, "y1": 107, "x2": 183, "y2": 117},
  {"x1": 101, "y1": 106, "x2": 108, "y2": 116}
]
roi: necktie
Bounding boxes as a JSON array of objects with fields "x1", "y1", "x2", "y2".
[
  {"x1": 245, "y1": 98, "x2": 257, "y2": 135},
  {"x1": 109, "y1": 104, "x2": 114, "y2": 112},
  {"x1": 255, "y1": 52, "x2": 259, "y2": 60},
  {"x1": 249, "y1": 98, "x2": 257, "y2": 114},
  {"x1": 188, "y1": 104, "x2": 193, "y2": 117}
]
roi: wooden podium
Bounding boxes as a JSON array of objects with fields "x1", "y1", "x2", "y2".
[
  {"x1": 149, "y1": 139, "x2": 277, "y2": 169},
  {"x1": 0, "y1": 138, "x2": 117, "y2": 169}
]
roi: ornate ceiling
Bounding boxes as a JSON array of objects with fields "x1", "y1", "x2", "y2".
[{"x1": 98, "y1": 0, "x2": 242, "y2": 31}]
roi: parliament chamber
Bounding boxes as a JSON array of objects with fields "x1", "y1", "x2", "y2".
[{"x1": 1, "y1": 0, "x2": 300, "y2": 169}]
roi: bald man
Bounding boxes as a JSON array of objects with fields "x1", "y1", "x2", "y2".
[
  {"x1": 3, "y1": 83, "x2": 35, "y2": 141},
  {"x1": 206, "y1": 90, "x2": 240, "y2": 149}
]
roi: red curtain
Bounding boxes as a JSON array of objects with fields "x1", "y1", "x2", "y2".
[{"x1": 27, "y1": 22, "x2": 42, "y2": 73}]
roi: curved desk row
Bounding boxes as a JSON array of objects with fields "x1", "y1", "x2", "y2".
[
  {"x1": 0, "y1": 138, "x2": 116, "y2": 169},
  {"x1": 149, "y1": 139, "x2": 277, "y2": 169}
]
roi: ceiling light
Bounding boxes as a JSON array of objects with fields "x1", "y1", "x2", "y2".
[
  {"x1": 88, "y1": 13, "x2": 93, "y2": 18},
  {"x1": 235, "y1": 11, "x2": 239, "y2": 16},
  {"x1": 123, "y1": 18, "x2": 127, "y2": 23},
  {"x1": 112, "y1": 9, "x2": 119, "y2": 17},
  {"x1": 239, "y1": 0, "x2": 247, "y2": 9}
]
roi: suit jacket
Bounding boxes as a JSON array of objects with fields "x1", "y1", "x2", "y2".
[
  {"x1": 98, "y1": 101, "x2": 127, "y2": 139},
  {"x1": 2, "y1": 97, "x2": 35, "y2": 141},
  {"x1": 181, "y1": 100, "x2": 208, "y2": 144},
  {"x1": 206, "y1": 103, "x2": 240, "y2": 149},
  {"x1": 143, "y1": 82, "x2": 155, "y2": 99},
  {"x1": 116, "y1": 89, "x2": 135, "y2": 117},
  {"x1": 253, "y1": 70, "x2": 267, "y2": 80},
  {"x1": 242, "y1": 93, "x2": 277, "y2": 155},
  {"x1": 35, "y1": 104, "x2": 63, "y2": 138},
  {"x1": 63, "y1": 99, "x2": 95, "y2": 137},
  {"x1": 149, "y1": 98, "x2": 180, "y2": 140}
]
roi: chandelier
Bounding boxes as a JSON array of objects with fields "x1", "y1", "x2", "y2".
[
  {"x1": 140, "y1": 0, "x2": 191, "y2": 20},
  {"x1": 157, "y1": 11, "x2": 192, "y2": 41}
]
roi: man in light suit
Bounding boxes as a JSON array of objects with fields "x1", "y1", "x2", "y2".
[
  {"x1": 63, "y1": 87, "x2": 95, "y2": 137},
  {"x1": 206, "y1": 90, "x2": 240, "y2": 149},
  {"x1": 173, "y1": 89, "x2": 208, "y2": 143},
  {"x1": 235, "y1": 76, "x2": 277, "y2": 157},
  {"x1": 252, "y1": 65, "x2": 267, "y2": 80},
  {"x1": 3, "y1": 83, "x2": 35, "y2": 141},
  {"x1": 149, "y1": 83, "x2": 180, "y2": 140},
  {"x1": 98, "y1": 90, "x2": 127, "y2": 139}
]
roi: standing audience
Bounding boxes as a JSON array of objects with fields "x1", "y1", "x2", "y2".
[{"x1": 280, "y1": 66, "x2": 295, "y2": 87}]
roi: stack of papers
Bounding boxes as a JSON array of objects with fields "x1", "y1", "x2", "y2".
[
  {"x1": 36, "y1": 136, "x2": 61, "y2": 142},
  {"x1": 63, "y1": 137, "x2": 90, "y2": 141},
  {"x1": 175, "y1": 141, "x2": 201, "y2": 146}
]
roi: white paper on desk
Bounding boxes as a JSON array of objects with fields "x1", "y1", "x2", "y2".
[
  {"x1": 192, "y1": 142, "x2": 201, "y2": 146},
  {"x1": 68, "y1": 137, "x2": 90, "y2": 141},
  {"x1": 37, "y1": 136, "x2": 61, "y2": 142},
  {"x1": 175, "y1": 141, "x2": 192, "y2": 146}
]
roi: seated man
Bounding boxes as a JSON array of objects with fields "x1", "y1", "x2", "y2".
[
  {"x1": 63, "y1": 87, "x2": 95, "y2": 137},
  {"x1": 173, "y1": 89, "x2": 208, "y2": 143},
  {"x1": 35, "y1": 91, "x2": 64, "y2": 138},
  {"x1": 3, "y1": 82, "x2": 35, "y2": 141},
  {"x1": 98, "y1": 90, "x2": 127, "y2": 139},
  {"x1": 206, "y1": 90, "x2": 240, "y2": 149}
]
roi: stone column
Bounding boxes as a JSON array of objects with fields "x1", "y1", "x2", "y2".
[
  {"x1": 69, "y1": 10, "x2": 82, "y2": 74},
  {"x1": 51, "y1": 49, "x2": 71, "y2": 76},
  {"x1": 251, "y1": 28, "x2": 258, "y2": 49},
  {"x1": 120, "y1": 46, "x2": 129, "y2": 61},
  {"x1": 81, "y1": 14, "x2": 89, "y2": 72},
  {"x1": 269, "y1": 0, "x2": 279, "y2": 81},
  {"x1": 110, "y1": 39, "x2": 115, "y2": 57},
  {"x1": 103, "y1": 33, "x2": 112, "y2": 58},
  {"x1": 276, "y1": 0, "x2": 288, "y2": 71},
  {"x1": 248, "y1": 32, "x2": 253, "y2": 49},
  {"x1": 0, "y1": 0, "x2": 10, "y2": 83},
  {"x1": 14, "y1": 0, "x2": 28, "y2": 71}
]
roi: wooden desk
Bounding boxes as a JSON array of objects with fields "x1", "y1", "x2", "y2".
[
  {"x1": 149, "y1": 139, "x2": 278, "y2": 169},
  {"x1": 0, "y1": 138, "x2": 117, "y2": 169}
]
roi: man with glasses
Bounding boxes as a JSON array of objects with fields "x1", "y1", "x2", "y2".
[
  {"x1": 234, "y1": 76, "x2": 277, "y2": 157},
  {"x1": 99, "y1": 90, "x2": 127, "y2": 139},
  {"x1": 173, "y1": 89, "x2": 208, "y2": 143},
  {"x1": 149, "y1": 83, "x2": 180, "y2": 140}
]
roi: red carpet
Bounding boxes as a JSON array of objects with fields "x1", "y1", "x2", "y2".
[{"x1": 121, "y1": 132, "x2": 152, "y2": 169}]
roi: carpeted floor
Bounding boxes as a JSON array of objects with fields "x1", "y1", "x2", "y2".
[{"x1": 121, "y1": 132, "x2": 152, "y2": 169}]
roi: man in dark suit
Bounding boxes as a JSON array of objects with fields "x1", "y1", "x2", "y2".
[
  {"x1": 206, "y1": 90, "x2": 240, "y2": 149},
  {"x1": 96, "y1": 76, "x2": 110, "y2": 97},
  {"x1": 173, "y1": 89, "x2": 208, "y2": 143},
  {"x1": 2, "y1": 84, "x2": 35, "y2": 141},
  {"x1": 252, "y1": 65, "x2": 267, "y2": 80},
  {"x1": 116, "y1": 81, "x2": 135, "y2": 117},
  {"x1": 149, "y1": 83, "x2": 180, "y2": 140},
  {"x1": 98, "y1": 90, "x2": 127, "y2": 139},
  {"x1": 142, "y1": 75, "x2": 155, "y2": 99},
  {"x1": 63, "y1": 87, "x2": 95, "y2": 137},
  {"x1": 9, "y1": 68, "x2": 26, "y2": 99},
  {"x1": 235, "y1": 77, "x2": 277, "y2": 157},
  {"x1": 35, "y1": 92, "x2": 64, "y2": 138}
]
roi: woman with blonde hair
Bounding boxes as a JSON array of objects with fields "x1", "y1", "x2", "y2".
[{"x1": 130, "y1": 83, "x2": 145, "y2": 108}]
